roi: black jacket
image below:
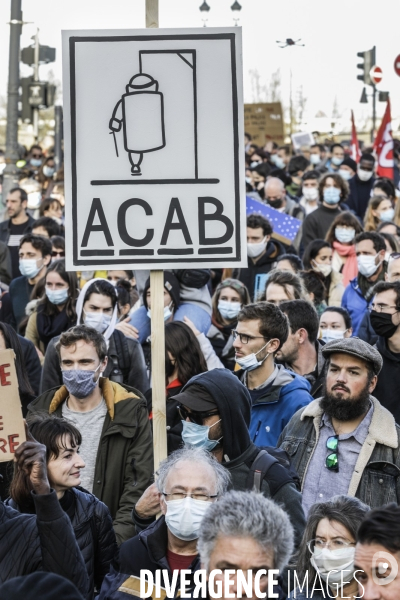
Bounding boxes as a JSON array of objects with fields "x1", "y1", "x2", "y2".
[
  {"x1": 98, "y1": 516, "x2": 200, "y2": 600},
  {"x1": 347, "y1": 174, "x2": 375, "y2": 219},
  {"x1": 0, "y1": 240, "x2": 11, "y2": 286},
  {"x1": 40, "y1": 329, "x2": 149, "y2": 394},
  {"x1": 0, "y1": 490, "x2": 89, "y2": 597},
  {"x1": 145, "y1": 382, "x2": 184, "y2": 455},
  {"x1": 6, "y1": 487, "x2": 118, "y2": 598},
  {"x1": 0, "y1": 572, "x2": 84, "y2": 600},
  {"x1": 301, "y1": 204, "x2": 341, "y2": 251},
  {"x1": 0, "y1": 214, "x2": 36, "y2": 245},
  {"x1": 373, "y1": 336, "x2": 400, "y2": 424},
  {"x1": 232, "y1": 240, "x2": 286, "y2": 301},
  {"x1": 9, "y1": 275, "x2": 33, "y2": 331}
]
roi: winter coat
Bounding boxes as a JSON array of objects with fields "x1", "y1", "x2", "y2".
[
  {"x1": 373, "y1": 336, "x2": 400, "y2": 424},
  {"x1": 0, "y1": 215, "x2": 36, "y2": 246},
  {"x1": 0, "y1": 490, "x2": 89, "y2": 597},
  {"x1": 40, "y1": 329, "x2": 149, "y2": 395},
  {"x1": 238, "y1": 365, "x2": 313, "y2": 447},
  {"x1": 6, "y1": 487, "x2": 118, "y2": 597},
  {"x1": 358, "y1": 311, "x2": 378, "y2": 346},
  {"x1": 232, "y1": 240, "x2": 286, "y2": 301},
  {"x1": 301, "y1": 205, "x2": 341, "y2": 251},
  {"x1": 327, "y1": 268, "x2": 345, "y2": 306},
  {"x1": 347, "y1": 175, "x2": 375, "y2": 219},
  {"x1": 27, "y1": 379, "x2": 153, "y2": 544},
  {"x1": 8, "y1": 275, "x2": 34, "y2": 331},
  {"x1": 0, "y1": 240, "x2": 11, "y2": 286},
  {"x1": 98, "y1": 516, "x2": 200, "y2": 600},
  {"x1": 341, "y1": 277, "x2": 369, "y2": 335},
  {"x1": 278, "y1": 396, "x2": 400, "y2": 508}
]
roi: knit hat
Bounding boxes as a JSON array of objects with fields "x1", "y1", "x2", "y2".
[{"x1": 143, "y1": 270, "x2": 181, "y2": 309}]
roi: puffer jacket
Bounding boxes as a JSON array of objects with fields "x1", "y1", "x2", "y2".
[{"x1": 6, "y1": 487, "x2": 118, "y2": 597}]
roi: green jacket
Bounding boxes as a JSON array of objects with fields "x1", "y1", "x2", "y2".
[{"x1": 28, "y1": 378, "x2": 153, "y2": 544}]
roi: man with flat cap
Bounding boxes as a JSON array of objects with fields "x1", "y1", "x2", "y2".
[{"x1": 278, "y1": 337, "x2": 400, "y2": 515}]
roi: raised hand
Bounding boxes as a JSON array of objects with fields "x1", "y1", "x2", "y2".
[{"x1": 14, "y1": 421, "x2": 50, "y2": 496}]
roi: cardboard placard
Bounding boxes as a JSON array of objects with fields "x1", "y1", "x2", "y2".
[
  {"x1": 244, "y1": 102, "x2": 285, "y2": 146},
  {"x1": 0, "y1": 349, "x2": 25, "y2": 462}
]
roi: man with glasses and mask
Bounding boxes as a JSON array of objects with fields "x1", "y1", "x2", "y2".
[
  {"x1": 278, "y1": 337, "x2": 400, "y2": 515},
  {"x1": 28, "y1": 324, "x2": 153, "y2": 544},
  {"x1": 98, "y1": 448, "x2": 230, "y2": 599},
  {"x1": 369, "y1": 280, "x2": 400, "y2": 423}
]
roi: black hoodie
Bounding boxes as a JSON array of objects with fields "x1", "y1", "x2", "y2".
[{"x1": 232, "y1": 240, "x2": 285, "y2": 301}]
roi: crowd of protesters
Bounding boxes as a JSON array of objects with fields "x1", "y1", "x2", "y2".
[{"x1": 1, "y1": 138, "x2": 400, "y2": 599}]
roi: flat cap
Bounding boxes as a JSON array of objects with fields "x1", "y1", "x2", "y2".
[{"x1": 321, "y1": 337, "x2": 383, "y2": 375}]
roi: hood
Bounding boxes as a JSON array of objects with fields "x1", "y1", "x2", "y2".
[
  {"x1": 75, "y1": 277, "x2": 118, "y2": 341},
  {"x1": 376, "y1": 336, "x2": 400, "y2": 363},
  {"x1": 180, "y1": 370, "x2": 252, "y2": 460}
]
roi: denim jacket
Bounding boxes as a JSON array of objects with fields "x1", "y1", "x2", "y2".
[{"x1": 277, "y1": 396, "x2": 400, "y2": 508}]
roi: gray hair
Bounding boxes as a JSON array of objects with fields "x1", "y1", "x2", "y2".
[
  {"x1": 156, "y1": 447, "x2": 231, "y2": 497},
  {"x1": 197, "y1": 490, "x2": 294, "y2": 571}
]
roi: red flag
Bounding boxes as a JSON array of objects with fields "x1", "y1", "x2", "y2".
[
  {"x1": 374, "y1": 99, "x2": 394, "y2": 180},
  {"x1": 351, "y1": 110, "x2": 361, "y2": 163}
]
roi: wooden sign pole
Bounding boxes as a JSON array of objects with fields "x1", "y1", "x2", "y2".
[{"x1": 147, "y1": 0, "x2": 167, "y2": 473}]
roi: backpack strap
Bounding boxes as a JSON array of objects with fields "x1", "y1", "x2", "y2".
[
  {"x1": 246, "y1": 449, "x2": 296, "y2": 497},
  {"x1": 109, "y1": 330, "x2": 130, "y2": 383}
]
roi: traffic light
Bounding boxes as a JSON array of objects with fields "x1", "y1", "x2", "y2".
[
  {"x1": 379, "y1": 91, "x2": 390, "y2": 102},
  {"x1": 21, "y1": 45, "x2": 56, "y2": 66},
  {"x1": 357, "y1": 46, "x2": 376, "y2": 85},
  {"x1": 20, "y1": 76, "x2": 33, "y2": 122},
  {"x1": 19, "y1": 78, "x2": 57, "y2": 123}
]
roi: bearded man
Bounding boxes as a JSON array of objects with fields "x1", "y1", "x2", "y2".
[{"x1": 277, "y1": 338, "x2": 400, "y2": 514}]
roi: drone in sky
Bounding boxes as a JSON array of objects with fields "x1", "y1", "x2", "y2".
[{"x1": 276, "y1": 38, "x2": 305, "y2": 48}]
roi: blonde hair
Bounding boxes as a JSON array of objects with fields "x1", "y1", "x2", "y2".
[{"x1": 364, "y1": 195, "x2": 390, "y2": 232}]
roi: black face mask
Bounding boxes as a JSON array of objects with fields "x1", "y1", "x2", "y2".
[
  {"x1": 370, "y1": 310, "x2": 398, "y2": 339},
  {"x1": 267, "y1": 198, "x2": 284, "y2": 209},
  {"x1": 165, "y1": 357, "x2": 176, "y2": 379}
]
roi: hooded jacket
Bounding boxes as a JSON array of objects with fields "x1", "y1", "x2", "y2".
[
  {"x1": 98, "y1": 516, "x2": 200, "y2": 600},
  {"x1": 341, "y1": 267, "x2": 388, "y2": 336},
  {"x1": 232, "y1": 239, "x2": 286, "y2": 301},
  {"x1": 0, "y1": 572, "x2": 84, "y2": 600},
  {"x1": 177, "y1": 370, "x2": 306, "y2": 548},
  {"x1": 27, "y1": 379, "x2": 153, "y2": 544},
  {"x1": 373, "y1": 336, "x2": 400, "y2": 424}
]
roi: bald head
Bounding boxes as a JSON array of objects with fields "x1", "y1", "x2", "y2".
[{"x1": 264, "y1": 177, "x2": 286, "y2": 209}]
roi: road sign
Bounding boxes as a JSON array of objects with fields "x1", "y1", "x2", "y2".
[
  {"x1": 370, "y1": 65, "x2": 383, "y2": 85},
  {"x1": 395, "y1": 54, "x2": 400, "y2": 77},
  {"x1": 62, "y1": 28, "x2": 246, "y2": 271}
]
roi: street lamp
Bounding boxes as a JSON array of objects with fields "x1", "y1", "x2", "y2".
[
  {"x1": 231, "y1": 1, "x2": 242, "y2": 26},
  {"x1": 199, "y1": 0, "x2": 210, "y2": 27},
  {"x1": 276, "y1": 38, "x2": 305, "y2": 136}
]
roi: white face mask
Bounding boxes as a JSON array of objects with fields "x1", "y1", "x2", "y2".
[
  {"x1": 83, "y1": 310, "x2": 112, "y2": 334},
  {"x1": 236, "y1": 340, "x2": 270, "y2": 372},
  {"x1": 335, "y1": 227, "x2": 355, "y2": 244},
  {"x1": 313, "y1": 261, "x2": 332, "y2": 278},
  {"x1": 247, "y1": 237, "x2": 267, "y2": 259},
  {"x1": 310, "y1": 154, "x2": 321, "y2": 165},
  {"x1": 311, "y1": 547, "x2": 356, "y2": 586},
  {"x1": 302, "y1": 187, "x2": 319, "y2": 202},
  {"x1": 338, "y1": 168, "x2": 353, "y2": 181},
  {"x1": 165, "y1": 496, "x2": 211, "y2": 541},
  {"x1": 321, "y1": 329, "x2": 347, "y2": 343},
  {"x1": 357, "y1": 167, "x2": 373, "y2": 182},
  {"x1": 357, "y1": 254, "x2": 380, "y2": 278},
  {"x1": 218, "y1": 300, "x2": 241, "y2": 320},
  {"x1": 147, "y1": 303, "x2": 173, "y2": 322}
]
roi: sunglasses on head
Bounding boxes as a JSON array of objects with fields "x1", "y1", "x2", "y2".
[{"x1": 178, "y1": 404, "x2": 219, "y2": 425}]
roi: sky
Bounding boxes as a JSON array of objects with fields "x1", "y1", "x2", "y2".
[{"x1": 0, "y1": 0, "x2": 400, "y2": 135}]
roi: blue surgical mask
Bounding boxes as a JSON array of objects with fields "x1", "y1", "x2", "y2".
[
  {"x1": 338, "y1": 168, "x2": 352, "y2": 181},
  {"x1": 181, "y1": 419, "x2": 222, "y2": 451},
  {"x1": 147, "y1": 304, "x2": 173, "y2": 321},
  {"x1": 335, "y1": 226, "x2": 355, "y2": 243},
  {"x1": 30, "y1": 158, "x2": 42, "y2": 167},
  {"x1": 43, "y1": 165, "x2": 55, "y2": 178},
  {"x1": 273, "y1": 156, "x2": 286, "y2": 170},
  {"x1": 323, "y1": 187, "x2": 341, "y2": 205},
  {"x1": 218, "y1": 300, "x2": 241, "y2": 320},
  {"x1": 235, "y1": 340, "x2": 270, "y2": 372},
  {"x1": 310, "y1": 154, "x2": 321, "y2": 165},
  {"x1": 19, "y1": 258, "x2": 43, "y2": 279},
  {"x1": 379, "y1": 208, "x2": 395, "y2": 222},
  {"x1": 61, "y1": 364, "x2": 102, "y2": 399},
  {"x1": 331, "y1": 156, "x2": 344, "y2": 166},
  {"x1": 83, "y1": 310, "x2": 112, "y2": 334},
  {"x1": 46, "y1": 287, "x2": 69, "y2": 305}
]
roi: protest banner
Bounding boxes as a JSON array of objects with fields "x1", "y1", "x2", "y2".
[
  {"x1": 0, "y1": 349, "x2": 25, "y2": 462},
  {"x1": 244, "y1": 103, "x2": 284, "y2": 146}
]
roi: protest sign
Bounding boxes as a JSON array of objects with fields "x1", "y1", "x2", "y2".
[
  {"x1": 244, "y1": 102, "x2": 285, "y2": 146},
  {"x1": 246, "y1": 196, "x2": 301, "y2": 245},
  {"x1": 62, "y1": 27, "x2": 246, "y2": 271},
  {"x1": 0, "y1": 349, "x2": 25, "y2": 462}
]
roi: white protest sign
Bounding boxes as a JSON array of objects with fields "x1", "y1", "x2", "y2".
[
  {"x1": 0, "y1": 349, "x2": 25, "y2": 462},
  {"x1": 62, "y1": 28, "x2": 246, "y2": 270}
]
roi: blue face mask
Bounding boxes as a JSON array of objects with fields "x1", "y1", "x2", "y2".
[
  {"x1": 46, "y1": 287, "x2": 69, "y2": 305},
  {"x1": 181, "y1": 419, "x2": 222, "y2": 451},
  {"x1": 61, "y1": 364, "x2": 102, "y2": 399},
  {"x1": 218, "y1": 300, "x2": 241, "y2": 321},
  {"x1": 30, "y1": 158, "x2": 42, "y2": 167},
  {"x1": 323, "y1": 187, "x2": 341, "y2": 205},
  {"x1": 147, "y1": 304, "x2": 173, "y2": 322},
  {"x1": 331, "y1": 156, "x2": 343, "y2": 166}
]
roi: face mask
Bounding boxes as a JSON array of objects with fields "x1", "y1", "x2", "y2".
[
  {"x1": 218, "y1": 300, "x2": 241, "y2": 320},
  {"x1": 335, "y1": 227, "x2": 355, "y2": 244},
  {"x1": 357, "y1": 167, "x2": 373, "y2": 182},
  {"x1": 147, "y1": 304, "x2": 173, "y2": 322},
  {"x1": 379, "y1": 208, "x2": 395, "y2": 222},
  {"x1": 27, "y1": 191, "x2": 42, "y2": 209},
  {"x1": 19, "y1": 258, "x2": 43, "y2": 279},
  {"x1": 370, "y1": 310, "x2": 399, "y2": 338},
  {"x1": 271, "y1": 155, "x2": 285, "y2": 170},
  {"x1": 30, "y1": 158, "x2": 42, "y2": 167},
  {"x1": 61, "y1": 364, "x2": 102, "y2": 399},
  {"x1": 247, "y1": 237, "x2": 267, "y2": 259},
  {"x1": 323, "y1": 187, "x2": 341, "y2": 205},
  {"x1": 236, "y1": 340, "x2": 270, "y2": 372},
  {"x1": 310, "y1": 154, "x2": 321, "y2": 165},
  {"x1": 331, "y1": 156, "x2": 344, "y2": 166},
  {"x1": 313, "y1": 261, "x2": 332, "y2": 278},
  {"x1": 46, "y1": 287, "x2": 69, "y2": 305},
  {"x1": 250, "y1": 161, "x2": 261, "y2": 168},
  {"x1": 181, "y1": 419, "x2": 222, "y2": 451},
  {"x1": 268, "y1": 198, "x2": 284, "y2": 210},
  {"x1": 83, "y1": 310, "x2": 112, "y2": 334},
  {"x1": 321, "y1": 329, "x2": 346, "y2": 343},
  {"x1": 165, "y1": 496, "x2": 211, "y2": 541},
  {"x1": 357, "y1": 254, "x2": 380, "y2": 278},
  {"x1": 302, "y1": 187, "x2": 319, "y2": 202},
  {"x1": 43, "y1": 166, "x2": 55, "y2": 178},
  {"x1": 0, "y1": 163, "x2": 6, "y2": 174},
  {"x1": 311, "y1": 547, "x2": 356, "y2": 586},
  {"x1": 245, "y1": 176, "x2": 253, "y2": 186},
  {"x1": 338, "y1": 169, "x2": 352, "y2": 181}
]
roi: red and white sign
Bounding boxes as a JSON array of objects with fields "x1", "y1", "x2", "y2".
[
  {"x1": 350, "y1": 110, "x2": 361, "y2": 163},
  {"x1": 370, "y1": 66, "x2": 383, "y2": 85},
  {"x1": 374, "y1": 99, "x2": 394, "y2": 180},
  {"x1": 394, "y1": 54, "x2": 400, "y2": 77}
]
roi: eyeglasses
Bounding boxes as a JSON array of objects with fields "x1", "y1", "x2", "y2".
[
  {"x1": 307, "y1": 538, "x2": 355, "y2": 553},
  {"x1": 162, "y1": 491, "x2": 218, "y2": 502},
  {"x1": 389, "y1": 252, "x2": 400, "y2": 260},
  {"x1": 368, "y1": 304, "x2": 399, "y2": 314},
  {"x1": 178, "y1": 405, "x2": 219, "y2": 425},
  {"x1": 52, "y1": 251, "x2": 65, "y2": 258},
  {"x1": 326, "y1": 435, "x2": 339, "y2": 471},
  {"x1": 231, "y1": 330, "x2": 268, "y2": 345}
]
